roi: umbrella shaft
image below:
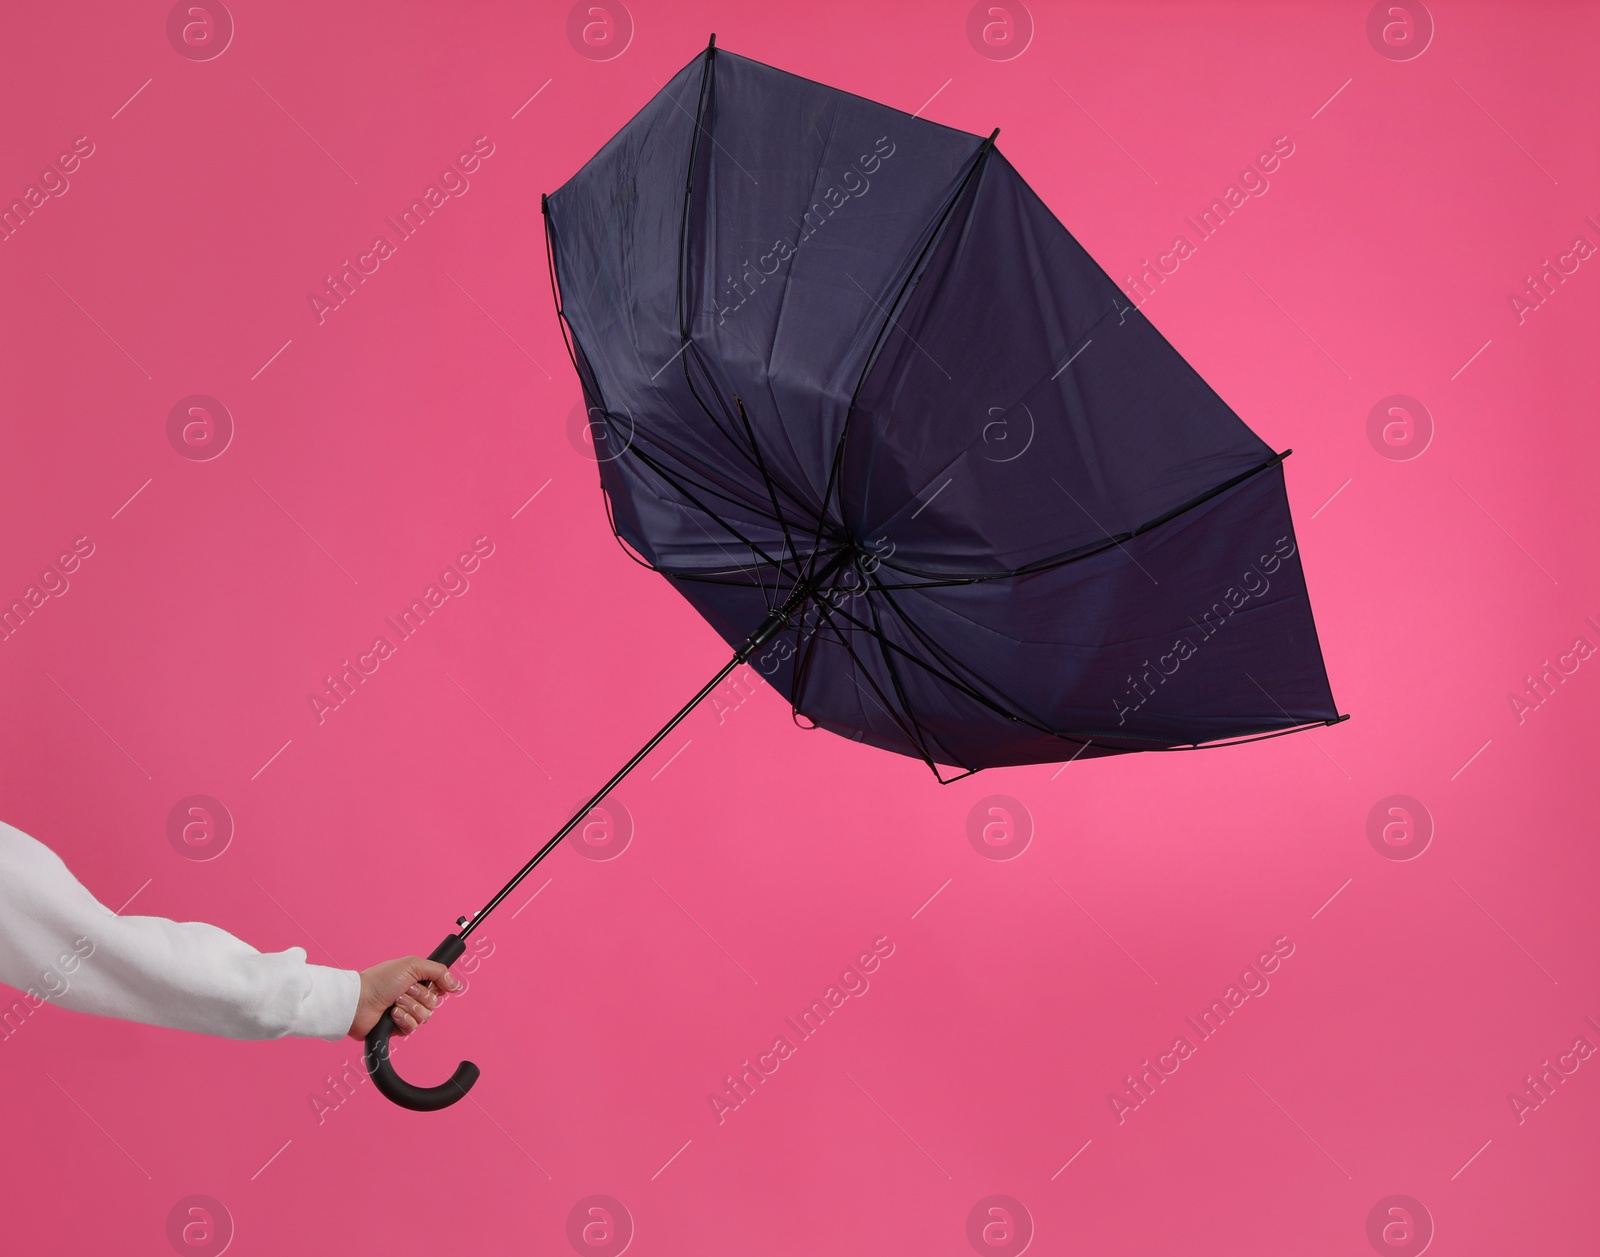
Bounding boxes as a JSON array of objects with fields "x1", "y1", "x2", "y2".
[{"x1": 459, "y1": 551, "x2": 848, "y2": 938}]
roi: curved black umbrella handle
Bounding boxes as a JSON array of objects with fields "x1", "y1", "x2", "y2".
[{"x1": 364, "y1": 933, "x2": 480, "y2": 1111}]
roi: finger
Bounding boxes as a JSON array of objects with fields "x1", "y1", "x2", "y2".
[
  {"x1": 391, "y1": 1004, "x2": 419, "y2": 1035},
  {"x1": 406, "y1": 982, "x2": 441, "y2": 1012},
  {"x1": 415, "y1": 959, "x2": 464, "y2": 992},
  {"x1": 394, "y1": 993, "x2": 433, "y2": 1027}
]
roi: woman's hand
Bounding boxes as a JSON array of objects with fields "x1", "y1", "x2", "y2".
[{"x1": 347, "y1": 956, "x2": 463, "y2": 1039}]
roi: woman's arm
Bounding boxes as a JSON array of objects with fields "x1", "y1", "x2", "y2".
[{"x1": 0, "y1": 820, "x2": 450, "y2": 1041}]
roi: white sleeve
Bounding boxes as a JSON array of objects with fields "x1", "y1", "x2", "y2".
[{"x1": 0, "y1": 820, "x2": 360, "y2": 1041}]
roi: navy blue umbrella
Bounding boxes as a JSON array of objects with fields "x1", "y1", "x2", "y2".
[{"x1": 367, "y1": 37, "x2": 1345, "y2": 1110}]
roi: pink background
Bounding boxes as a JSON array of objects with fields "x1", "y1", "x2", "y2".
[{"x1": 2, "y1": 1, "x2": 1596, "y2": 1253}]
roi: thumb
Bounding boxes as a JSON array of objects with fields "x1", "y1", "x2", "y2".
[{"x1": 414, "y1": 959, "x2": 463, "y2": 991}]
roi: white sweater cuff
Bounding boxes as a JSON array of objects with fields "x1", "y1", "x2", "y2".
[{"x1": 292, "y1": 965, "x2": 361, "y2": 1041}]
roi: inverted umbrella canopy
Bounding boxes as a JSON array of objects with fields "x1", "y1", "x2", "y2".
[
  {"x1": 366, "y1": 37, "x2": 1346, "y2": 1112},
  {"x1": 544, "y1": 38, "x2": 1344, "y2": 774}
]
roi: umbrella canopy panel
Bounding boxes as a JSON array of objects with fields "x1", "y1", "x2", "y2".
[{"x1": 546, "y1": 44, "x2": 1341, "y2": 774}]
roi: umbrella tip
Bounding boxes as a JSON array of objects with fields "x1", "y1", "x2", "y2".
[
  {"x1": 540, "y1": 192, "x2": 548, "y2": 215},
  {"x1": 708, "y1": 32, "x2": 716, "y2": 50}
]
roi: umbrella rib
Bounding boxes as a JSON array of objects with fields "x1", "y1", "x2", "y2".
[
  {"x1": 786, "y1": 597, "x2": 851, "y2": 734},
  {"x1": 733, "y1": 396, "x2": 804, "y2": 584},
  {"x1": 823, "y1": 595, "x2": 1032, "y2": 728},
  {"x1": 804, "y1": 596, "x2": 947, "y2": 773},
  {"x1": 659, "y1": 35, "x2": 798, "y2": 612},
  {"x1": 622, "y1": 424, "x2": 796, "y2": 532},
  {"x1": 596, "y1": 483, "x2": 662, "y2": 573},
  {"x1": 861, "y1": 577, "x2": 1326, "y2": 751},
  {"x1": 666, "y1": 38, "x2": 829, "y2": 601},
  {"x1": 812, "y1": 582, "x2": 985, "y2": 758},
  {"x1": 1175, "y1": 717, "x2": 1351, "y2": 751},
  {"x1": 611, "y1": 400, "x2": 833, "y2": 581},
  {"x1": 866, "y1": 450, "x2": 1293, "y2": 588},
  {"x1": 813, "y1": 129, "x2": 1000, "y2": 579},
  {"x1": 675, "y1": 40, "x2": 717, "y2": 343},
  {"x1": 541, "y1": 200, "x2": 589, "y2": 400},
  {"x1": 548, "y1": 207, "x2": 762, "y2": 588},
  {"x1": 867, "y1": 576, "x2": 1093, "y2": 745},
  {"x1": 670, "y1": 569, "x2": 804, "y2": 588},
  {"x1": 870, "y1": 580, "x2": 1234, "y2": 749},
  {"x1": 861, "y1": 587, "x2": 971, "y2": 772},
  {"x1": 677, "y1": 342, "x2": 823, "y2": 535},
  {"x1": 669, "y1": 499, "x2": 777, "y2": 584},
  {"x1": 826, "y1": 590, "x2": 1150, "y2": 748},
  {"x1": 676, "y1": 344, "x2": 757, "y2": 461},
  {"x1": 864, "y1": 291, "x2": 1136, "y2": 536},
  {"x1": 670, "y1": 374, "x2": 790, "y2": 613},
  {"x1": 622, "y1": 442, "x2": 790, "y2": 582}
]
